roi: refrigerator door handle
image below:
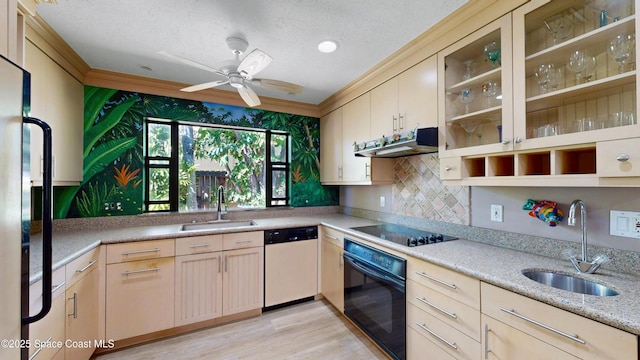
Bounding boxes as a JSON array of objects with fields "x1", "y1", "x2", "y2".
[{"x1": 22, "y1": 117, "x2": 53, "y2": 325}]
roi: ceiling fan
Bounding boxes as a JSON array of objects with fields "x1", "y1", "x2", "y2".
[{"x1": 159, "y1": 37, "x2": 303, "y2": 107}]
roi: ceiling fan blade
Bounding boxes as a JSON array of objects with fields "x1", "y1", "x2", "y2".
[
  {"x1": 237, "y1": 85, "x2": 261, "y2": 107},
  {"x1": 181, "y1": 80, "x2": 229, "y2": 92},
  {"x1": 158, "y1": 51, "x2": 227, "y2": 77},
  {"x1": 238, "y1": 49, "x2": 272, "y2": 77},
  {"x1": 252, "y1": 78, "x2": 304, "y2": 94}
]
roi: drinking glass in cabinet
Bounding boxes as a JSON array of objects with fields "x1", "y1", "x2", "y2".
[
  {"x1": 543, "y1": 12, "x2": 574, "y2": 46},
  {"x1": 567, "y1": 50, "x2": 592, "y2": 84},
  {"x1": 483, "y1": 42, "x2": 501, "y2": 68},
  {"x1": 460, "y1": 120, "x2": 479, "y2": 147},
  {"x1": 459, "y1": 88, "x2": 474, "y2": 114},
  {"x1": 481, "y1": 81, "x2": 499, "y2": 107},
  {"x1": 462, "y1": 60, "x2": 475, "y2": 81},
  {"x1": 608, "y1": 34, "x2": 635, "y2": 74},
  {"x1": 610, "y1": 111, "x2": 636, "y2": 127}
]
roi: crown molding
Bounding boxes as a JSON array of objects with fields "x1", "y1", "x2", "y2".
[{"x1": 85, "y1": 69, "x2": 321, "y2": 118}]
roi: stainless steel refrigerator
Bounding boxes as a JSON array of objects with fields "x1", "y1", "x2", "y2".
[{"x1": 0, "y1": 54, "x2": 53, "y2": 360}]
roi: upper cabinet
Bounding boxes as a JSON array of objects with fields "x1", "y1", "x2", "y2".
[
  {"x1": 320, "y1": 108, "x2": 343, "y2": 183},
  {"x1": 440, "y1": 0, "x2": 640, "y2": 186},
  {"x1": 371, "y1": 56, "x2": 438, "y2": 138},
  {"x1": 438, "y1": 14, "x2": 514, "y2": 157},
  {"x1": 25, "y1": 39, "x2": 83, "y2": 186}
]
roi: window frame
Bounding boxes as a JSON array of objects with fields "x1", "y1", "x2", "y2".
[{"x1": 144, "y1": 118, "x2": 290, "y2": 212}]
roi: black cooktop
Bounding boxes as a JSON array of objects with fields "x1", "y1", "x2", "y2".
[{"x1": 351, "y1": 223, "x2": 457, "y2": 247}]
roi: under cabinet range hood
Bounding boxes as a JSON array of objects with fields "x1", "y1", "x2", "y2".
[{"x1": 354, "y1": 127, "x2": 439, "y2": 158}]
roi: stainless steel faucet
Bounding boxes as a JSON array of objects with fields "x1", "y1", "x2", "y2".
[
  {"x1": 567, "y1": 199, "x2": 607, "y2": 274},
  {"x1": 216, "y1": 185, "x2": 226, "y2": 221}
]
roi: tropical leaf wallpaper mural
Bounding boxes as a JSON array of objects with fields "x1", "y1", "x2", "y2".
[{"x1": 54, "y1": 85, "x2": 338, "y2": 219}]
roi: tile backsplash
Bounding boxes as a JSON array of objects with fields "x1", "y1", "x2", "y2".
[{"x1": 392, "y1": 154, "x2": 470, "y2": 225}]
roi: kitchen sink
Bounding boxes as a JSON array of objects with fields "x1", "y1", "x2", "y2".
[
  {"x1": 522, "y1": 270, "x2": 619, "y2": 297},
  {"x1": 180, "y1": 220, "x2": 257, "y2": 231}
]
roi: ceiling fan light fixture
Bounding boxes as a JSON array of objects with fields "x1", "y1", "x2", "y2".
[
  {"x1": 229, "y1": 74, "x2": 244, "y2": 88},
  {"x1": 317, "y1": 40, "x2": 338, "y2": 53}
]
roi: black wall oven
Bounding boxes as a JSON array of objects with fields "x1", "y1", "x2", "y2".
[{"x1": 343, "y1": 238, "x2": 406, "y2": 360}]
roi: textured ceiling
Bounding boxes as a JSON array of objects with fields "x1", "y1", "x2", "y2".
[{"x1": 36, "y1": 0, "x2": 467, "y2": 105}]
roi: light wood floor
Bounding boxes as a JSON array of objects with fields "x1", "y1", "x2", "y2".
[{"x1": 95, "y1": 300, "x2": 388, "y2": 360}]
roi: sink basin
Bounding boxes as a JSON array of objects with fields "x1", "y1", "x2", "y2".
[
  {"x1": 522, "y1": 270, "x2": 619, "y2": 297},
  {"x1": 180, "y1": 220, "x2": 256, "y2": 231}
]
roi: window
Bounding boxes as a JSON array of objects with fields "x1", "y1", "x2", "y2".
[{"x1": 145, "y1": 119, "x2": 289, "y2": 212}]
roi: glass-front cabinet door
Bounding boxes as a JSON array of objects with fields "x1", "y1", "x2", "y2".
[
  {"x1": 438, "y1": 14, "x2": 513, "y2": 157},
  {"x1": 513, "y1": 0, "x2": 639, "y2": 151}
]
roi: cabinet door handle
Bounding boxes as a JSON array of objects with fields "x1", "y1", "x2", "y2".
[
  {"x1": 616, "y1": 153, "x2": 630, "y2": 162},
  {"x1": 189, "y1": 243, "x2": 210, "y2": 249},
  {"x1": 501, "y1": 138, "x2": 511, "y2": 145},
  {"x1": 323, "y1": 234, "x2": 338, "y2": 240},
  {"x1": 484, "y1": 324, "x2": 492, "y2": 359},
  {"x1": 29, "y1": 336, "x2": 52, "y2": 360},
  {"x1": 121, "y1": 267, "x2": 160, "y2": 276},
  {"x1": 51, "y1": 282, "x2": 65, "y2": 294},
  {"x1": 338, "y1": 253, "x2": 343, "y2": 269},
  {"x1": 338, "y1": 166, "x2": 343, "y2": 180},
  {"x1": 365, "y1": 163, "x2": 371, "y2": 178},
  {"x1": 514, "y1": 137, "x2": 522, "y2": 144},
  {"x1": 500, "y1": 308, "x2": 586, "y2": 344},
  {"x1": 415, "y1": 296, "x2": 457, "y2": 319},
  {"x1": 67, "y1": 292, "x2": 78, "y2": 319},
  {"x1": 392, "y1": 115, "x2": 398, "y2": 133},
  {"x1": 398, "y1": 114, "x2": 404, "y2": 132},
  {"x1": 416, "y1": 322, "x2": 458, "y2": 350},
  {"x1": 234, "y1": 240, "x2": 253, "y2": 244},
  {"x1": 122, "y1": 248, "x2": 160, "y2": 256},
  {"x1": 75, "y1": 259, "x2": 97, "y2": 273},
  {"x1": 415, "y1": 271, "x2": 457, "y2": 289},
  {"x1": 444, "y1": 165, "x2": 452, "y2": 171},
  {"x1": 218, "y1": 255, "x2": 222, "y2": 273}
]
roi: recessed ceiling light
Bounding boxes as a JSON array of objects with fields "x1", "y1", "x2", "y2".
[{"x1": 317, "y1": 40, "x2": 338, "y2": 53}]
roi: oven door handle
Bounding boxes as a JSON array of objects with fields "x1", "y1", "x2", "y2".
[{"x1": 343, "y1": 252, "x2": 405, "y2": 291}]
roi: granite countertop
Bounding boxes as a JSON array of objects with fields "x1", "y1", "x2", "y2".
[{"x1": 29, "y1": 214, "x2": 640, "y2": 336}]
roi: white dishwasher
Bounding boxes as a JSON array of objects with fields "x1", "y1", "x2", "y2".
[{"x1": 264, "y1": 226, "x2": 318, "y2": 309}]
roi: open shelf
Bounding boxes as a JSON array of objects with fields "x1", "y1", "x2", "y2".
[
  {"x1": 447, "y1": 68, "x2": 502, "y2": 95},
  {"x1": 556, "y1": 147, "x2": 597, "y2": 174}
]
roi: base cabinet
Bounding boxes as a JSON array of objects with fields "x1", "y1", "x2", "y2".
[
  {"x1": 28, "y1": 268, "x2": 66, "y2": 360},
  {"x1": 481, "y1": 282, "x2": 638, "y2": 360},
  {"x1": 175, "y1": 252, "x2": 223, "y2": 326},
  {"x1": 482, "y1": 314, "x2": 579, "y2": 360},
  {"x1": 320, "y1": 227, "x2": 344, "y2": 312},
  {"x1": 222, "y1": 246, "x2": 264, "y2": 316},
  {"x1": 65, "y1": 267, "x2": 99, "y2": 360}
]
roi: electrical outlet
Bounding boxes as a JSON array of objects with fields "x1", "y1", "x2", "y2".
[
  {"x1": 380, "y1": 196, "x2": 386, "y2": 207},
  {"x1": 491, "y1": 204, "x2": 503, "y2": 222},
  {"x1": 610, "y1": 210, "x2": 640, "y2": 238}
]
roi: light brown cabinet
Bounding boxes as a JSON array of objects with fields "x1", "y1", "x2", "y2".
[
  {"x1": 24, "y1": 39, "x2": 83, "y2": 186},
  {"x1": 320, "y1": 108, "x2": 343, "y2": 183},
  {"x1": 105, "y1": 240, "x2": 175, "y2": 341},
  {"x1": 28, "y1": 268, "x2": 66, "y2": 360},
  {"x1": 65, "y1": 264, "x2": 99, "y2": 360},
  {"x1": 407, "y1": 256, "x2": 481, "y2": 360},
  {"x1": 481, "y1": 282, "x2": 638, "y2": 360},
  {"x1": 320, "y1": 226, "x2": 344, "y2": 312},
  {"x1": 222, "y1": 246, "x2": 264, "y2": 315},
  {"x1": 371, "y1": 56, "x2": 439, "y2": 138},
  {"x1": 440, "y1": 0, "x2": 640, "y2": 187},
  {"x1": 175, "y1": 234, "x2": 224, "y2": 326}
]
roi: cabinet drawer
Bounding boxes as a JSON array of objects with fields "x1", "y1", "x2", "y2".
[
  {"x1": 176, "y1": 234, "x2": 223, "y2": 256},
  {"x1": 440, "y1": 157, "x2": 462, "y2": 180},
  {"x1": 222, "y1": 231, "x2": 263, "y2": 250},
  {"x1": 408, "y1": 304, "x2": 481, "y2": 360},
  {"x1": 106, "y1": 239, "x2": 174, "y2": 264},
  {"x1": 66, "y1": 246, "x2": 101, "y2": 287},
  {"x1": 408, "y1": 279, "x2": 480, "y2": 341},
  {"x1": 408, "y1": 256, "x2": 480, "y2": 309},
  {"x1": 481, "y1": 282, "x2": 638, "y2": 360},
  {"x1": 28, "y1": 268, "x2": 66, "y2": 360},
  {"x1": 597, "y1": 138, "x2": 640, "y2": 177},
  {"x1": 407, "y1": 326, "x2": 456, "y2": 360},
  {"x1": 321, "y1": 226, "x2": 344, "y2": 247}
]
